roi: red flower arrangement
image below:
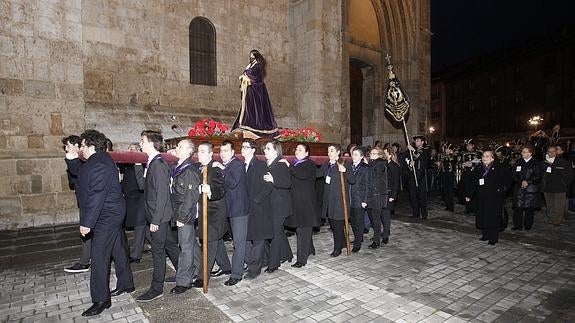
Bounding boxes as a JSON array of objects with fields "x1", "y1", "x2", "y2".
[
  {"x1": 279, "y1": 127, "x2": 322, "y2": 142},
  {"x1": 187, "y1": 118, "x2": 230, "y2": 137}
]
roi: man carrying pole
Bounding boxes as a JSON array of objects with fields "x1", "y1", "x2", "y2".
[{"x1": 192, "y1": 142, "x2": 227, "y2": 292}]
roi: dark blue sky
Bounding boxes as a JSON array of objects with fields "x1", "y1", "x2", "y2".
[{"x1": 431, "y1": 0, "x2": 575, "y2": 73}]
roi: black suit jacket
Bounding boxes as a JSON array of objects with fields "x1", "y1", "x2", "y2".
[
  {"x1": 223, "y1": 157, "x2": 249, "y2": 218},
  {"x1": 77, "y1": 152, "x2": 125, "y2": 229},
  {"x1": 144, "y1": 154, "x2": 174, "y2": 225},
  {"x1": 349, "y1": 162, "x2": 369, "y2": 208}
]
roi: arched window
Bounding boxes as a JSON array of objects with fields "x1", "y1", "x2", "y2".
[{"x1": 189, "y1": 17, "x2": 216, "y2": 86}]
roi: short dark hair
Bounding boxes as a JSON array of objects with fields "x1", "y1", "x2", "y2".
[
  {"x1": 105, "y1": 138, "x2": 113, "y2": 152},
  {"x1": 62, "y1": 135, "x2": 80, "y2": 146},
  {"x1": 297, "y1": 143, "x2": 310, "y2": 153},
  {"x1": 199, "y1": 141, "x2": 214, "y2": 153},
  {"x1": 392, "y1": 143, "x2": 401, "y2": 150},
  {"x1": 328, "y1": 144, "x2": 342, "y2": 155},
  {"x1": 141, "y1": 130, "x2": 164, "y2": 152},
  {"x1": 80, "y1": 130, "x2": 107, "y2": 152},
  {"x1": 352, "y1": 146, "x2": 365, "y2": 157},
  {"x1": 221, "y1": 140, "x2": 235, "y2": 151}
]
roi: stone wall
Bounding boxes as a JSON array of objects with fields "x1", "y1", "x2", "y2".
[
  {"x1": 0, "y1": 0, "x2": 84, "y2": 229},
  {"x1": 0, "y1": 0, "x2": 430, "y2": 229}
]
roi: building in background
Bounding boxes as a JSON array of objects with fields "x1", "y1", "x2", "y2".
[{"x1": 432, "y1": 26, "x2": 575, "y2": 143}]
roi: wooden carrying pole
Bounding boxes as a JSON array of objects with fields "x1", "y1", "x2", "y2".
[
  {"x1": 201, "y1": 166, "x2": 208, "y2": 294},
  {"x1": 338, "y1": 162, "x2": 351, "y2": 256}
]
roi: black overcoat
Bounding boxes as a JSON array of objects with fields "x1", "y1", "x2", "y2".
[
  {"x1": 198, "y1": 160, "x2": 227, "y2": 241},
  {"x1": 349, "y1": 162, "x2": 370, "y2": 209},
  {"x1": 264, "y1": 157, "x2": 292, "y2": 219},
  {"x1": 170, "y1": 158, "x2": 200, "y2": 225},
  {"x1": 144, "y1": 154, "x2": 174, "y2": 225},
  {"x1": 367, "y1": 158, "x2": 389, "y2": 210},
  {"x1": 319, "y1": 161, "x2": 356, "y2": 220},
  {"x1": 467, "y1": 163, "x2": 512, "y2": 230},
  {"x1": 246, "y1": 157, "x2": 273, "y2": 240},
  {"x1": 285, "y1": 158, "x2": 319, "y2": 228}
]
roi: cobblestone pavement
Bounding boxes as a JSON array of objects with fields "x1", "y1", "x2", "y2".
[{"x1": 1, "y1": 193, "x2": 575, "y2": 322}]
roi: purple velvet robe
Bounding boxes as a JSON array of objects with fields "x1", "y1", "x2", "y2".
[{"x1": 232, "y1": 62, "x2": 279, "y2": 138}]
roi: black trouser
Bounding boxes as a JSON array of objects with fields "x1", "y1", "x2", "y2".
[
  {"x1": 408, "y1": 176, "x2": 428, "y2": 218},
  {"x1": 268, "y1": 216, "x2": 292, "y2": 269},
  {"x1": 90, "y1": 227, "x2": 133, "y2": 303},
  {"x1": 246, "y1": 240, "x2": 267, "y2": 275},
  {"x1": 150, "y1": 223, "x2": 180, "y2": 293},
  {"x1": 482, "y1": 229, "x2": 499, "y2": 243},
  {"x1": 513, "y1": 207, "x2": 535, "y2": 230},
  {"x1": 441, "y1": 172, "x2": 455, "y2": 211},
  {"x1": 349, "y1": 208, "x2": 364, "y2": 248},
  {"x1": 197, "y1": 239, "x2": 222, "y2": 283},
  {"x1": 295, "y1": 227, "x2": 314, "y2": 265},
  {"x1": 329, "y1": 219, "x2": 345, "y2": 252}
]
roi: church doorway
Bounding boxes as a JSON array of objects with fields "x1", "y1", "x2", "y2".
[{"x1": 350, "y1": 59, "x2": 374, "y2": 146}]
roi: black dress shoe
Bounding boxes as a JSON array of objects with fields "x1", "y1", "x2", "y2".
[
  {"x1": 330, "y1": 250, "x2": 341, "y2": 257},
  {"x1": 291, "y1": 262, "x2": 304, "y2": 268},
  {"x1": 136, "y1": 289, "x2": 163, "y2": 302},
  {"x1": 191, "y1": 279, "x2": 204, "y2": 288},
  {"x1": 224, "y1": 278, "x2": 242, "y2": 286},
  {"x1": 129, "y1": 257, "x2": 140, "y2": 264},
  {"x1": 170, "y1": 285, "x2": 191, "y2": 294},
  {"x1": 368, "y1": 242, "x2": 380, "y2": 249},
  {"x1": 265, "y1": 267, "x2": 278, "y2": 273},
  {"x1": 81, "y1": 300, "x2": 111, "y2": 316},
  {"x1": 210, "y1": 269, "x2": 231, "y2": 277},
  {"x1": 281, "y1": 258, "x2": 293, "y2": 264},
  {"x1": 479, "y1": 237, "x2": 488, "y2": 241},
  {"x1": 351, "y1": 246, "x2": 361, "y2": 253},
  {"x1": 110, "y1": 286, "x2": 135, "y2": 297},
  {"x1": 382, "y1": 238, "x2": 389, "y2": 245},
  {"x1": 164, "y1": 276, "x2": 176, "y2": 283},
  {"x1": 244, "y1": 272, "x2": 259, "y2": 280}
]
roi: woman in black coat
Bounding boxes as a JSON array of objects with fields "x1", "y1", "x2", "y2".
[
  {"x1": 348, "y1": 146, "x2": 369, "y2": 252},
  {"x1": 366, "y1": 146, "x2": 389, "y2": 249},
  {"x1": 466, "y1": 150, "x2": 512, "y2": 245},
  {"x1": 512, "y1": 146, "x2": 541, "y2": 231},
  {"x1": 284, "y1": 144, "x2": 319, "y2": 267},
  {"x1": 263, "y1": 140, "x2": 293, "y2": 273},
  {"x1": 319, "y1": 144, "x2": 356, "y2": 257}
]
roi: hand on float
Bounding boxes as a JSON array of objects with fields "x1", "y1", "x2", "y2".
[
  {"x1": 150, "y1": 224, "x2": 159, "y2": 232},
  {"x1": 212, "y1": 161, "x2": 225, "y2": 170}
]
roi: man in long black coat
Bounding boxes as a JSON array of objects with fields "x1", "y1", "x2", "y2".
[
  {"x1": 348, "y1": 146, "x2": 369, "y2": 252},
  {"x1": 285, "y1": 143, "x2": 319, "y2": 267},
  {"x1": 77, "y1": 130, "x2": 134, "y2": 316},
  {"x1": 406, "y1": 136, "x2": 430, "y2": 219},
  {"x1": 193, "y1": 142, "x2": 228, "y2": 288},
  {"x1": 242, "y1": 140, "x2": 273, "y2": 279}
]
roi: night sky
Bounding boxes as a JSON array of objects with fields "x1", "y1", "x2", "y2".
[{"x1": 431, "y1": 0, "x2": 575, "y2": 73}]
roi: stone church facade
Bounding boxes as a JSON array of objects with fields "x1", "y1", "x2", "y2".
[{"x1": 0, "y1": 0, "x2": 430, "y2": 228}]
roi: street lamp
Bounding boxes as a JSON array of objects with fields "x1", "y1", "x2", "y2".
[
  {"x1": 428, "y1": 126, "x2": 436, "y2": 149},
  {"x1": 528, "y1": 115, "x2": 543, "y2": 131}
]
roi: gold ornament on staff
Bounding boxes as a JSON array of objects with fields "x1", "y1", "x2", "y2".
[
  {"x1": 384, "y1": 54, "x2": 419, "y2": 187},
  {"x1": 201, "y1": 165, "x2": 209, "y2": 294}
]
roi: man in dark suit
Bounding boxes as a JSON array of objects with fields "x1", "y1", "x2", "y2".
[
  {"x1": 213, "y1": 140, "x2": 249, "y2": 286},
  {"x1": 406, "y1": 135, "x2": 431, "y2": 219},
  {"x1": 62, "y1": 135, "x2": 93, "y2": 274},
  {"x1": 136, "y1": 130, "x2": 180, "y2": 302},
  {"x1": 77, "y1": 130, "x2": 134, "y2": 316},
  {"x1": 192, "y1": 142, "x2": 228, "y2": 288},
  {"x1": 348, "y1": 146, "x2": 369, "y2": 253},
  {"x1": 242, "y1": 139, "x2": 273, "y2": 279}
]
